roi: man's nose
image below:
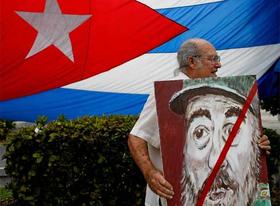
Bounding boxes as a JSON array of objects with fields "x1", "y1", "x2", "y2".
[
  {"x1": 214, "y1": 61, "x2": 221, "y2": 68},
  {"x1": 208, "y1": 139, "x2": 227, "y2": 169}
]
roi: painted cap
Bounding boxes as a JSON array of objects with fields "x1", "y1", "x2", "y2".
[{"x1": 169, "y1": 75, "x2": 258, "y2": 115}]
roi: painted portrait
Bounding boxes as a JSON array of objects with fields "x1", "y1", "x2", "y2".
[{"x1": 154, "y1": 75, "x2": 271, "y2": 206}]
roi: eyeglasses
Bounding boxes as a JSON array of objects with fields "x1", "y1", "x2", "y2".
[{"x1": 193, "y1": 55, "x2": 221, "y2": 63}]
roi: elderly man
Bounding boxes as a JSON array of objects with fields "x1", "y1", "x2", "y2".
[
  {"x1": 169, "y1": 76, "x2": 261, "y2": 205},
  {"x1": 127, "y1": 38, "x2": 270, "y2": 206}
]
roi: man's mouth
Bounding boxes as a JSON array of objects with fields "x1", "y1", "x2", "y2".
[{"x1": 211, "y1": 70, "x2": 217, "y2": 76}]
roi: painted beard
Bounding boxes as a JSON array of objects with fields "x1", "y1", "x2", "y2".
[
  {"x1": 204, "y1": 168, "x2": 238, "y2": 206},
  {"x1": 180, "y1": 168, "x2": 239, "y2": 206},
  {"x1": 181, "y1": 146, "x2": 259, "y2": 206}
]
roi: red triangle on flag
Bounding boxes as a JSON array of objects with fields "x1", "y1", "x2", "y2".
[{"x1": 0, "y1": 0, "x2": 187, "y2": 100}]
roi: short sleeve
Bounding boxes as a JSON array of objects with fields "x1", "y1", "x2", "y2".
[{"x1": 130, "y1": 91, "x2": 160, "y2": 149}]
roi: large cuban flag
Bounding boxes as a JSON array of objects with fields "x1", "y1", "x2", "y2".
[{"x1": 0, "y1": 0, "x2": 279, "y2": 122}]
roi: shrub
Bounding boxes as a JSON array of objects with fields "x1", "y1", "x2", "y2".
[
  {"x1": 0, "y1": 120, "x2": 15, "y2": 143},
  {"x1": 0, "y1": 186, "x2": 14, "y2": 205},
  {"x1": 4, "y1": 116, "x2": 145, "y2": 206},
  {"x1": 264, "y1": 128, "x2": 280, "y2": 205}
]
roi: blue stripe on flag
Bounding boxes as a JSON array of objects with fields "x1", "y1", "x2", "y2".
[
  {"x1": 0, "y1": 89, "x2": 148, "y2": 122},
  {"x1": 151, "y1": 0, "x2": 280, "y2": 52}
]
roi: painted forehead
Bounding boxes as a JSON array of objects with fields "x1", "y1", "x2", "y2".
[{"x1": 186, "y1": 94, "x2": 243, "y2": 119}]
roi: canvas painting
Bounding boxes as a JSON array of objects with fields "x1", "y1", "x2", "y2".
[{"x1": 154, "y1": 75, "x2": 271, "y2": 206}]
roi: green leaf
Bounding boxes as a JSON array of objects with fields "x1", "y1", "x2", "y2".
[{"x1": 28, "y1": 170, "x2": 36, "y2": 177}]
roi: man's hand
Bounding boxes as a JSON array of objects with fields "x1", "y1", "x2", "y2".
[
  {"x1": 258, "y1": 134, "x2": 271, "y2": 155},
  {"x1": 145, "y1": 168, "x2": 174, "y2": 200},
  {"x1": 128, "y1": 134, "x2": 174, "y2": 200}
]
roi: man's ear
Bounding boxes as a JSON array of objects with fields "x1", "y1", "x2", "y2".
[{"x1": 188, "y1": 56, "x2": 196, "y2": 69}]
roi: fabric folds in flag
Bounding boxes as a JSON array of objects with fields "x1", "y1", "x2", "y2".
[{"x1": 0, "y1": 0, "x2": 279, "y2": 121}]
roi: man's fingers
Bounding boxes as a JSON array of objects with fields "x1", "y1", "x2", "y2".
[
  {"x1": 258, "y1": 135, "x2": 271, "y2": 155},
  {"x1": 158, "y1": 180, "x2": 174, "y2": 198},
  {"x1": 158, "y1": 175, "x2": 173, "y2": 190},
  {"x1": 147, "y1": 169, "x2": 174, "y2": 199},
  {"x1": 258, "y1": 135, "x2": 269, "y2": 143},
  {"x1": 153, "y1": 181, "x2": 174, "y2": 199},
  {"x1": 156, "y1": 188, "x2": 174, "y2": 200},
  {"x1": 149, "y1": 183, "x2": 174, "y2": 200},
  {"x1": 258, "y1": 139, "x2": 270, "y2": 145},
  {"x1": 258, "y1": 139, "x2": 271, "y2": 150},
  {"x1": 259, "y1": 144, "x2": 271, "y2": 149},
  {"x1": 259, "y1": 146, "x2": 271, "y2": 153}
]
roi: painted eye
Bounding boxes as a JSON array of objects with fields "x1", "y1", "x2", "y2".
[
  {"x1": 192, "y1": 125, "x2": 210, "y2": 149},
  {"x1": 223, "y1": 123, "x2": 240, "y2": 146},
  {"x1": 223, "y1": 123, "x2": 233, "y2": 137},
  {"x1": 193, "y1": 126, "x2": 208, "y2": 139}
]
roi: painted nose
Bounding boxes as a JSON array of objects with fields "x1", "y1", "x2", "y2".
[{"x1": 208, "y1": 138, "x2": 228, "y2": 169}]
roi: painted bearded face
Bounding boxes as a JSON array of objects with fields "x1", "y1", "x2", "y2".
[{"x1": 181, "y1": 94, "x2": 260, "y2": 206}]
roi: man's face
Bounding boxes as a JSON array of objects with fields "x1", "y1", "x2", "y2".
[
  {"x1": 182, "y1": 94, "x2": 259, "y2": 205},
  {"x1": 192, "y1": 43, "x2": 221, "y2": 78}
]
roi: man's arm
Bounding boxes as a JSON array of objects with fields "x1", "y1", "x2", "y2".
[{"x1": 127, "y1": 134, "x2": 174, "y2": 200}]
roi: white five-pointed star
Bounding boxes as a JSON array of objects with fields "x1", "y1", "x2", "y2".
[{"x1": 16, "y1": 0, "x2": 91, "y2": 62}]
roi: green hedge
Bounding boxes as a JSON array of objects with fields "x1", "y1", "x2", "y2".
[
  {"x1": 264, "y1": 128, "x2": 280, "y2": 205},
  {"x1": 3, "y1": 116, "x2": 145, "y2": 206},
  {"x1": 0, "y1": 120, "x2": 15, "y2": 143},
  {"x1": 0, "y1": 186, "x2": 13, "y2": 205},
  {"x1": 1, "y1": 117, "x2": 280, "y2": 205}
]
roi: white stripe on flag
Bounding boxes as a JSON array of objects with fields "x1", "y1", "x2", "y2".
[
  {"x1": 64, "y1": 44, "x2": 280, "y2": 94},
  {"x1": 137, "y1": 0, "x2": 224, "y2": 9}
]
